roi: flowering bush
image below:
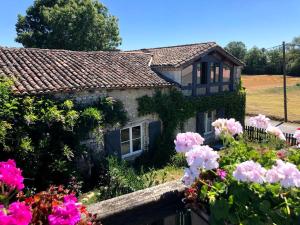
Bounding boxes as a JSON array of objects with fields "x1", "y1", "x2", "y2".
[
  {"x1": 294, "y1": 128, "x2": 300, "y2": 147},
  {"x1": 180, "y1": 118, "x2": 300, "y2": 224},
  {"x1": 0, "y1": 159, "x2": 96, "y2": 225},
  {"x1": 248, "y1": 114, "x2": 270, "y2": 129},
  {"x1": 174, "y1": 132, "x2": 204, "y2": 153},
  {"x1": 266, "y1": 126, "x2": 286, "y2": 141},
  {"x1": 212, "y1": 118, "x2": 243, "y2": 137}
]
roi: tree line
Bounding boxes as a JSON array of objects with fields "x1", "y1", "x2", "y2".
[{"x1": 225, "y1": 38, "x2": 300, "y2": 76}]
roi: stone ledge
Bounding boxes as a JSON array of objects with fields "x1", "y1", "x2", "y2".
[{"x1": 87, "y1": 180, "x2": 185, "y2": 225}]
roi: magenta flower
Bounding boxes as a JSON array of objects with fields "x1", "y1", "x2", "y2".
[
  {"x1": 248, "y1": 114, "x2": 270, "y2": 129},
  {"x1": 0, "y1": 202, "x2": 32, "y2": 225},
  {"x1": 48, "y1": 195, "x2": 81, "y2": 225},
  {"x1": 233, "y1": 160, "x2": 266, "y2": 184},
  {"x1": 0, "y1": 159, "x2": 24, "y2": 190},
  {"x1": 216, "y1": 169, "x2": 227, "y2": 180},
  {"x1": 174, "y1": 132, "x2": 204, "y2": 153}
]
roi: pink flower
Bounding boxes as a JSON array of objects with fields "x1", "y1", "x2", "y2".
[
  {"x1": 182, "y1": 167, "x2": 199, "y2": 187},
  {"x1": 0, "y1": 159, "x2": 24, "y2": 190},
  {"x1": 216, "y1": 169, "x2": 227, "y2": 180},
  {"x1": 266, "y1": 126, "x2": 286, "y2": 141},
  {"x1": 226, "y1": 119, "x2": 243, "y2": 136},
  {"x1": 48, "y1": 195, "x2": 81, "y2": 225},
  {"x1": 185, "y1": 145, "x2": 219, "y2": 170},
  {"x1": 294, "y1": 129, "x2": 300, "y2": 147},
  {"x1": 249, "y1": 114, "x2": 270, "y2": 129},
  {"x1": 233, "y1": 160, "x2": 266, "y2": 184},
  {"x1": 212, "y1": 118, "x2": 243, "y2": 137},
  {"x1": 174, "y1": 132, "x2": 204, "y2": 153},
  {"x1": 0, "y1": 202, "x2": 32, "y2": 225},
  {"x1": 266, "y1": 160, "x2": 300, "y2": 188}
]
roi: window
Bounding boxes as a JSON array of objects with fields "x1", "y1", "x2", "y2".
[
  {"x1": 181, "y1": 65, "x2": 193, "y2": 86},
  {"x1": 204, "y1": 110, "x2": 216, "y2": 134},
  {"x1": 121, "y1": 125, "x2": 142, "y2": 157},
  {"x1": 197, "y1": 62, "x2": 208, "y2": 85},
  {"x1": 223, "y1": 64, "x2": 232, "y2": 82},
  {"x1": 210, "y1": 63, "x2": 220, "y2": 83}
]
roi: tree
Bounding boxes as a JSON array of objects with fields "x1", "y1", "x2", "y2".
[
  {"x1": 244, "y1": 47, "x2": 268, "y2": 74},
  {"x1": 225, "y1": 41, "x2": 247, "y2": 62},
  {"x1": 16, "y1": 0, "x2": 121, "y2": 51},
  {"x1": 287, "y1": 36, "x2": 300, "y2": 75}
]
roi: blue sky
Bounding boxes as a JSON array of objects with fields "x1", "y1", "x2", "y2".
[{"x1": 0, "y1": 0, "x2": 299, "y2": 50}]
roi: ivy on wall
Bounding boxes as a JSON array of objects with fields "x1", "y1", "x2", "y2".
[
  {"x1": 0, "y1": 78, "x2": 128, "y2": 190},
  {"x1": 137, "y1": 87, "x2": 246, "y2": 166}
]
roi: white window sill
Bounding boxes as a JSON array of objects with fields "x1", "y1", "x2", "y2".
[{"x1": 122, "y1": 150, "x2": 143, "y2": 160}]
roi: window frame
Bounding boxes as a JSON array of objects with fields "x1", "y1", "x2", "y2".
[
  {"x1": 120, "y1": 124, "x2": 143, "y2": 158},
  {"x1": 204, "y1": 110, "x2": 216, "y2": 135}
]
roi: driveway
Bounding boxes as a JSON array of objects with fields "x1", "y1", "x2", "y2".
[{"x1": 245, "y1": 116, "x2": 300, "y2": 134}]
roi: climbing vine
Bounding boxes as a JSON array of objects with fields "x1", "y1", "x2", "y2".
[
  {"x1": 137, "y1": 87, "x2": 246, "y2": 166},
  {"x1": 0, "y1": 78, "x2": 128, "y2": 190}
]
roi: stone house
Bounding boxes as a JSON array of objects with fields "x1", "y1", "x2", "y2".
[{"x1": 0, "y1": 42, "x2": 243, "y2": 160}]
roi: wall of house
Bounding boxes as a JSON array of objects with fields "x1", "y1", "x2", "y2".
[
  {"x1": 156, "y1": 67, "x2": 182, "y2": 84},
  {"x1": 54, "y1": 87, "x2": 167, "y2": 154}
]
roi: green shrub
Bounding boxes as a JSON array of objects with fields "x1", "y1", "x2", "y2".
[
  {"x1": 97, "y1": 157, "x2": 163, "y2": 201},
  {"x1": 0, "y1": 78, "x2": 128, "y2": 191},
  {"x1": 170, "y1": 153, "x2": 187, "y2": 168}
]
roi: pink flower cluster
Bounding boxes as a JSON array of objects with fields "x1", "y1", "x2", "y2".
[
  {"x1": 0, "y1": 202, "x2": 32, "y2": 225},
  {"x1": 266, "y1": 160, "x2": 300, "y2": 188},
  {"x1": 233, "y1": 160, "x2": 300, "y2": 188},
  {"x1": 185, "y1": 145, "x2": 220, "y2": 170},
  {"x1": 294, "y1": 128, "x2": 300, "y2": 147},
  {"x1": 174, "y1": 132, "x2": 204, "y2": 153},
  {"x1": 266, "y1": 126, "x2": 286, "y2": 141},
  {"x1": 233, "y1": 160, "x2": 266, "y2": 184},
  {"x1": 48, "y1": 194, "x2": 81, "y2": 225},
  {"x1": 248, "y1": 114, "x2": 270, "y2": 129},
  {"x1": 212, "y1": 118, "x2": 243, "y2": 137},
  {"x1": 182, "y1": 168, "x2": 200, "y2": 186},
  {"x1": 0, "y1": 159, "x2": 24, "y2": 190}
]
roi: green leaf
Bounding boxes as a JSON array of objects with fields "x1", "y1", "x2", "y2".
[{"x1": 210, "y1": 198, "x2": 230, "y2": 221}]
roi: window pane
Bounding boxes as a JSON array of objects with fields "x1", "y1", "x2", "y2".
[
  {"x1": 132, "y1": 126, "x2": 141, "y2": 139},
  {"x1": 121, "y1": 128, "x2": 129, "y2": 142},
  {"x1": 210, "y1": 63, "x2": 220, "y2": 83},
  {"x1": 215, "y1": 65, "x2": 220, "y2": 82},
  {"x1": 199, "y1": 62, "x2": 207, "y2": 85},
  {"x1": 210, "y1": 63, "x2": 215, "y2": 83},
  {"x1": 223, "y1": 65, "x2": 231, "y2": 82},
  {"x1": 181, "y1": 65, "x2": 193, "y2": 86},
  {"x1": 121, "y1": 141, "x2": 130, "y2": 155},
  {"x1": 132, "y1": 138, "x2": 141, "y2": 152}
]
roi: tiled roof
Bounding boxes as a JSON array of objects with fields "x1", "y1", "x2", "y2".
[
  {"x1": 0, "y1": 47, "x2": 172, "y2": 94},
  {"x1": 129, "y1": 42, "x2": 244, "y2": 67}
]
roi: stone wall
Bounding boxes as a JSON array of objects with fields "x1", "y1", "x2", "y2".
[{"x1": 54, "y1": 87, "x2": 168, "y2": 154}]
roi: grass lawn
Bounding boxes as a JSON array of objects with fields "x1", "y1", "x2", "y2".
[
  {"x1": 143, "y1": 165, "x2": 183, "y2": 183},
  {"x1": 242, "y1": 75, "x2": 300, "y2": 122}
]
